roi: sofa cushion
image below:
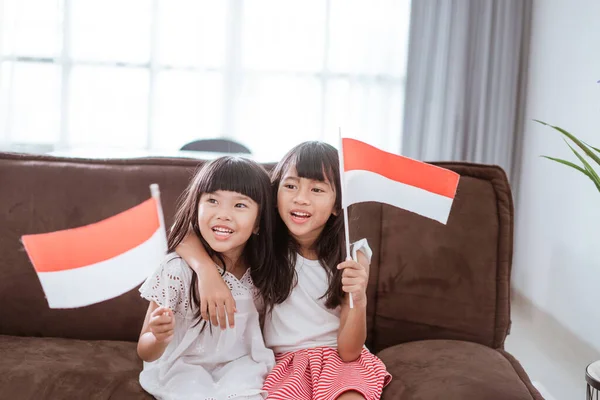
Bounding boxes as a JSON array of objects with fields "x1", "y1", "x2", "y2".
[
  {"x1": 0, "y1": 335, "x2": 150, "y2": 399},
  {"x1": 378, "y1": 340, "x2": 543, "y2": 400}
]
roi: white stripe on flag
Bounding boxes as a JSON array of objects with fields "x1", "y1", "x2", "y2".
[
  {"x1": 37, "y1": 228, "x2": 164, "y2": 308},
  {"x1": 344, "y1": 169, "x2": 454, "y2": 224}
]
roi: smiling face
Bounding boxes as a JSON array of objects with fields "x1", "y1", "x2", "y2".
[
  {"x1": 197, "y1": 190, "x2": 259, "y2": 263},
  {"x1": 277, "y1": 165, "x2": 337, "y2": 253}
]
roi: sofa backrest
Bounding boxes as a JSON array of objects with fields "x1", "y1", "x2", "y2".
[
  {"x1": 0, "y1": 153, "x2": 512, "y2": 349},
  {"x1": 350, "y1": 163, "x2": 513, "y2": 352},
  {"x1": 0, "y1": 153, "x2": 202, "y2": 341}
]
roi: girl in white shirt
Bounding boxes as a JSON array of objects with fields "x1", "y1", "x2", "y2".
[
  {"x1": 137, "y1": 156, "x2": 276, "y2": 400},
  {"x1": 178, "y1": 142, "x2": 391, "y2": 400}
]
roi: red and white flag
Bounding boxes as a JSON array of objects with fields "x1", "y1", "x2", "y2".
[
  {"x1": 21, "y1": 185, "x2": 167, "y2": 309},
  {"x1": 341, "y1": 138, "x2": 460, "y2": 224}
]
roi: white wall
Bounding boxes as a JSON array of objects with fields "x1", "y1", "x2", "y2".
[{"x1": 512, "y1": 0, "x2": 600, "y2": 395}]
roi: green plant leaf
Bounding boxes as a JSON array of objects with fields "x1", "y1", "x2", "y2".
[
  {"x1": 541, "y1": 155, "x2": 591, "y2": 176},
  {"x1": 541, "y1": 154, "x2": 600, "y2": 191},
  {"x1": 564, "y1": 140, "x2": 600, "y2": 192},
  {"x1": 583, "y1": 140, "x2": 600, "y2": 155},
  {"x1": 534, "y1": 119, "x2": 600, "y2": 167}
]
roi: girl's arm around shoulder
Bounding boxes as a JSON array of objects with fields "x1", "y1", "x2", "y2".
[
  {"x1": 176, "y1": 231, "x2": 237, "y2": 329},
  {"x1": 137, "y1": 301, "x2": 176, "y2": 362},
  {"x1": 336, "y1": 250, "x2": 370, "y2": 362}
]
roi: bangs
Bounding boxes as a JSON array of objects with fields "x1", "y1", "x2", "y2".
[
  {"x1": 199, "y1": 157, "x2": 266, "y2": 204},
  {"x1": 286, "y1": 142, "x2": 339, "y2": 190}
]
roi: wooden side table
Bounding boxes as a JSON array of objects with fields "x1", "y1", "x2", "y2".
[{"x1": 586, "y1": 361, "x2": 600, "y2": 399}]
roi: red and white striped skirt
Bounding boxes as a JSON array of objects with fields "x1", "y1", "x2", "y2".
[{"x1": 263, "y1": 346, "x2": 391, "y2": 400}]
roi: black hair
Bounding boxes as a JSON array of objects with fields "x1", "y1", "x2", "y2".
[
  {"x1": 167, "y1": 156, "x2": 277, "y2": 321},
  {"x1": 270, "y1": 141, "x2": 347, "y2": 309}
]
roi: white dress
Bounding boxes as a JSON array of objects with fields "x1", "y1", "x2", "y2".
[{"x1": 139, "y1": 253, "x2": 275, "y2": 400}]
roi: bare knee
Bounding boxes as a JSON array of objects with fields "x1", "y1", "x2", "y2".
[{"x1": 336, "y1": 391, "x2": 366, "y2": 400}]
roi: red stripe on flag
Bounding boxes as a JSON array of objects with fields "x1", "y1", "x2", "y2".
[
  {"x1": 22, "y1": 198, "x2": 160, "y2": 273},
  {"x1": 342, "y1": 138, "x2": 459, "y2": 198}
]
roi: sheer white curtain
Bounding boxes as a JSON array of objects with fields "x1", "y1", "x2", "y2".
[
  {"x1": 0, "y1": 0, "x2": 411, "y2": 161},
  {"x1": 401, "y1": 0, "x2": 531, "y2": 183}
]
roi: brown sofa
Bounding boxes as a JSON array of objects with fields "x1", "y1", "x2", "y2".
[{"x1": 0, "y1": 152, "x2": 543, "y2": 399}]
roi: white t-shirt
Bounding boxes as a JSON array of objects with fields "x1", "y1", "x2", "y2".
[
  {"x1": 139, "y1": 253, "x2": 275, "y2": 400},
  {"x1": 263, "y1": 239, "x2": 372, "y2": 354}
]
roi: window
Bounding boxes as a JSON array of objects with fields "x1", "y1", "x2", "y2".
[{"x1": 0, "y1": 0, "x2": 411, "y2": 161}]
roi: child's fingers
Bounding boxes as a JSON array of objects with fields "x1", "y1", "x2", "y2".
[
  {"x1": 342, "y1": 284, "x2": 363, "y2": 293},
  {"x1": 152, "y1": 317, "x2": 175, "y2": 335},
  {"x1": 336, "y1": 260, "x2": 353, "y2": 270},
  {"x1": 151, "y1": 306, "x2": 171, "y2": 317},
  {"x1": 150, "y1": 313, "x2": 172, "y2": 325},
  {"x1": 342, "y1": 276, "x2": 366, "y2": 286},
  {"x1": 337, "y1": 260, "x2": 363, "y2": 271},
  {"x1": 150, "y1": 313, "x2": 173, "y2": 326},
  {"x1": 225, "y1": 298, "x2": 236, "y2": 329},
  {"x1": 208, "y1": 302, "x2": 219, "y2": 326},
  {"x1": 152, "y1": 323, "x2": 173, "y2": 334},
  {"x1": 200, "y1": 295, "x2": 210, "y2": 322},
  {"x1": 216, "y1": 303, "x2": 228, "y2": 330},
  {"x1": 342, "y1": 270, "x2": 368, "y2": 284},
  {"x1": 156, "y1": 319, "x2": 175, "y2": 332},
  {"x1": 341, "y1": 268, "x2": 365, "y2": 278}
]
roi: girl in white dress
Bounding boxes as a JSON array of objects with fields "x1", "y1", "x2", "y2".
[{"x1": 137, "y1": 156, "x2": 276, "y2": 400}]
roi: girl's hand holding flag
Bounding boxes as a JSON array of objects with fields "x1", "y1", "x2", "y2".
[
  {"x1": 148, "y1": 306, "x2": 175, "y2": 344},
  {"x1": 338, "y1": 255, "x2": 369, "y2": 308}
]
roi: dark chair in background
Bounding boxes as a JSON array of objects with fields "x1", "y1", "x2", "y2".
[{"x1": 180, "y1": 139, "x2": 251, "y2": 154}]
